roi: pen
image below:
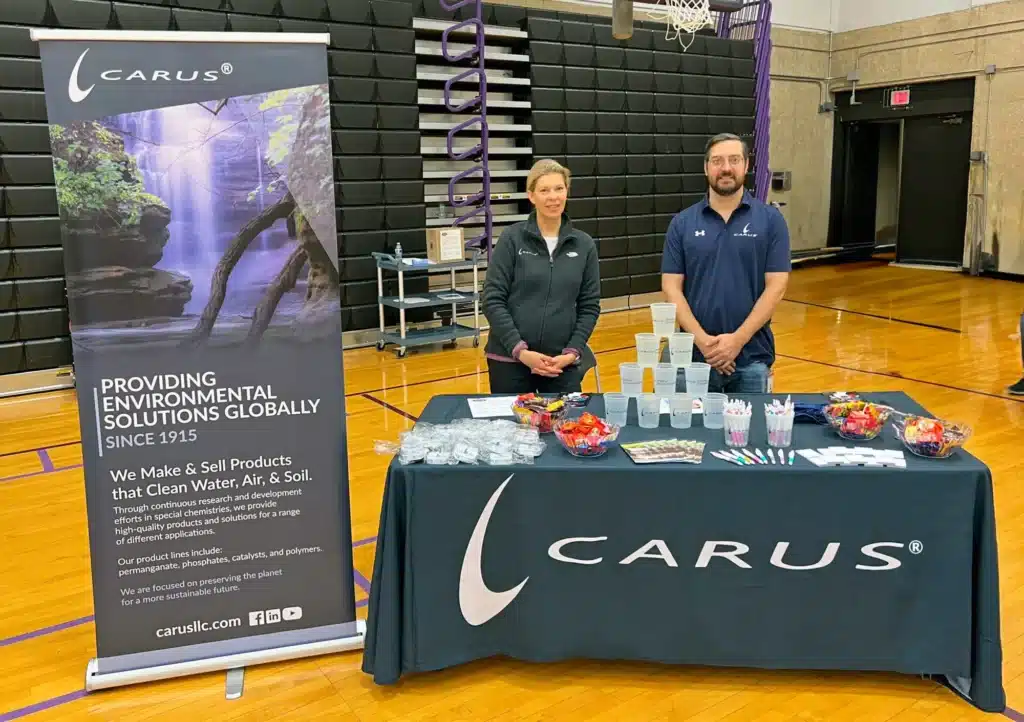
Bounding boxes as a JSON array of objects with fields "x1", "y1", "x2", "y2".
[
  {"x1": 724, "y1": 450, "x2": 750, "y2": 465},
  {"x1": 713, "y1": 451, "x2": 745, "y2": 466}
]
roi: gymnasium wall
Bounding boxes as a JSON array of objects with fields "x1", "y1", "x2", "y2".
[
  {"x1": 763, "y1": 25, "x2": 831, "y2": 252},
  {"x1": 832, "y1": 0, "x2": 1013, "y2": 33},
  {"x1": 827, "y1": 0, "x2": 1024, "y2": 275}
]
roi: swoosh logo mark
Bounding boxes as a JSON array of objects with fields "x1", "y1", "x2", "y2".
[
  {"x1": 459, "y1": 474, "x2": 528, "y2": 626},
  {"x1": 69, "y1": 49, "x2": 94, "y2": 103}
]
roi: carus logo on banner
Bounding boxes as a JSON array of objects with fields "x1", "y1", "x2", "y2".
[
  {"x1": 67, "y1": 47, "x2": 233, "y2": 103},
  {"x1": 459, "y1": 475, "x2": 926, "y2": 626}
]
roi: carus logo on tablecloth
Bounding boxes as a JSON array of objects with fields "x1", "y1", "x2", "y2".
[
  {"x1": 459, "y1": 475, "x2": 529, "y2": 626},
  {"x1": 459, "y1": 476, "x2": 924, "y2": 627}
]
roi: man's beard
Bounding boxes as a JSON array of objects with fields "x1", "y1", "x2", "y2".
[{"x1": 709, "y1": 174, "x2": 744, "y2": 196}]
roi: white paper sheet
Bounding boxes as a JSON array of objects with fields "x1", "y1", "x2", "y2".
[{"x1": 467, "y1": 396, "x2": 518, "y2": 418}]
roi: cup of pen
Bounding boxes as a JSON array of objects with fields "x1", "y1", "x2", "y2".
[
  {"x1": 723, "y1": 399, "x2": 752, "y2": 448},
  {"x1": 764, "y1": 398, "x2": 795, "y2": 448},
  {"x1": 765, "y1": 409, "x2": 795, "y2": 448}
]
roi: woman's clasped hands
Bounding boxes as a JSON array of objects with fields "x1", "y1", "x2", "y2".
[{"x1": 520, "y1": 350, "x2": 576, "y2": 378}]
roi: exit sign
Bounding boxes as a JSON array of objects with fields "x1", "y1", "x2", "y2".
[{"x1": 890, "y1": 88, "x2": 911, "y2": 106}]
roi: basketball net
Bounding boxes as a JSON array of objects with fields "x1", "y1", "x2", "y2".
[{"x1": 645, "y1": 0, "x2": 713, "y2": 51}]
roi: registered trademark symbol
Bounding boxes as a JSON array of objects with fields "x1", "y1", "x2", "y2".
[
  {"x1": 221, "y1": 63, "x2": 233, "y2": 75},
  {"x1": 908, "y1": 540, "x2": 923, "y2": 554}
]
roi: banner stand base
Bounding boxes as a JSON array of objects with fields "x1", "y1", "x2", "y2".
[
  {"x1": 84, "y1": 620, "x2": 366, "y2": 693},
  {"x1": 225, "y1": 667, "x2": 245, "y2": 700}
]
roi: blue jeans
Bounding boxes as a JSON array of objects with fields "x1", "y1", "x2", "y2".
[{"x1": 675, "y1": 361, "x2": 770, "y2": 394}]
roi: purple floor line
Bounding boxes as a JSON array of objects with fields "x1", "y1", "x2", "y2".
[
  {"x1": 37, "y1": 450, "x2": 54, "y2": 473},
  {"x1": 0, "y1": 690, "x2": 88, "y2": 722},
  {"x1": 352, "y1": 569, "x2": 372, "y2": 595},
  {"x1": 0, "y1": 615, "x2": 94, "y2": 648},
  {"x1": 1005, "y1": 706, "x2": 1024, "y2": 721}
]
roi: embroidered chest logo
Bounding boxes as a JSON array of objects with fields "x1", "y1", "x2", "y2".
[
  {"x1": 694, "y1": 230, "x2": 706, "y2": 237},
  {"x1": 735, "y1": 223, "x2": 758, "y2": 238}
]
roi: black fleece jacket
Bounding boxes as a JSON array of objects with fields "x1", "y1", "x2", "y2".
[{"x1": 483, "y1": 211, "x2": 601, "y2": 360}]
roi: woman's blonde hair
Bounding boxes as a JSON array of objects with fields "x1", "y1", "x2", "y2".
[{"x1": 526, "y1": 159, "x2": 571, "y2": 193}]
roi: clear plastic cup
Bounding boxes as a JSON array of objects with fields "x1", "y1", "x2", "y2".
[
  {"x1": 619, "y1": 362, "x2": 644, "y2": 396},
  {"x1": 650, "y1": 303, "x2": 677, "y2": 338},
  {"x1": 766, "y1": 411, "x2": 795, "y2": 448},
  {"x1": 604, "y1": 393, "x2": 629, "y2": 426},
  {"x1": 724, "y1": 410, "x2": 752, "y2": 447},
  {"x1": 670, "y1": 393, "x2": 694, "y2": 429},
  {"x1": 653, "y1": 363, "x2": 677, "y2": 397},
  {"x1": 703, "y1": 392, "x2": 727, "y2": 429},
  {"x1": 635, "y1": 333, "x2": 660, "y2": 367},
  {"x1": 669, "y1": 332, "x2": 694, "y2": 366},
  {"x1": 684, "y1": 362, "x2": 710, "y2": 398},
  {"x1": 637, "y1": 393, "x2": 661, "y2": 429}
]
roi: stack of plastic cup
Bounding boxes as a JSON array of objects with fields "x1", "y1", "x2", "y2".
[
  {"x1": 604, "y1": 392, "x2": 629, "y2": 426},
  {"x1": 650, "y1": 303, "x2": 677, "y2": 338},
  {"x1": 669, "y1": 332, "x2": 694, "y2": 366},
  {"x1": 619, "y1": 362, "x2": 644, "y2": 396},
  {"x1": 703, "y1": 392, "x2": 727, "y2": 429},
  {"x1": 637, "y1": 393, "x2": 661, "y2": 429},
  {"x1": 683, "y1": 362, "x2": 710, "y2": 399},
  {"x1": 670, "y1": 393, "x2": 694, "y2": 429},
  {"x1": 765, "y1": 397, "x2": 795, "y2": 448},
  {"x1": 653, "y1": 363, "x2": 676, "y2": 397},
  {"x1": 635, "y1": 333, "x2": 660, "y2": 367},
  {"x1": 724, "y1": 398, "x2": 753, "y2": 447}
]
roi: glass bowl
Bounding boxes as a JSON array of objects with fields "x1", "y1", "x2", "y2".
[
  {"x1": 823, "y1": 401, "x2": 893, "y2": 442},
  {"x1": 892, "y1": 415, "x2": 972, "y2": 459},
  {"x1": 512, "y1": 394, "x2": 568, "y2": 434},
  {"x1": 553, "y1": 415, "x2": 620, "y2": 458}
]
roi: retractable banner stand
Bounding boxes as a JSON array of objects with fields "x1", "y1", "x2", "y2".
[{"x1": 30, "y1": 30, "x2": 363, "y2": 691}]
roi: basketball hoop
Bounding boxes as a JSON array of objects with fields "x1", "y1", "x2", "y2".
[{"x1": 645, "y1": 0, "x2": 713, "y2": 51}]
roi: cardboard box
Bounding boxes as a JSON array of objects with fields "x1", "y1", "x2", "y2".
[{"x1": 426, "y1": 227, "x2": 466, "y2": 263}]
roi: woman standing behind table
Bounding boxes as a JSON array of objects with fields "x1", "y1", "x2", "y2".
[{"x1": 483, "y1": 159, "x2": 601, "y2": 394}]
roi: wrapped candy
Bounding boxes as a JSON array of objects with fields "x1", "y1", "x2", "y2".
[
  {"x1": 896, "y1": 415, "x2": 971, "y2": 458},
  {"x1": 553, "y1": 413, "x2": 620, "y2": 457},
  {"x1": 512, "y1": 393, "x2": 568, "y2": 433},
  {"x1": 823, "y1": 401, "x2": 891, "y2": 441}
]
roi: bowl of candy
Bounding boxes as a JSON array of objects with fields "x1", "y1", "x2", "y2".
[
  {"x1": 823, "y1": 401, "x2": 892, "y2": 441},
  {"x1": 892, "y1": 414, "x2": 971, "y2": 459},
  {"x1": 512, "y1": 393, "x2": 568, "y2": 433},
  {"x1": 553, "y1": 413, "x2": 620, "y2": 457}
]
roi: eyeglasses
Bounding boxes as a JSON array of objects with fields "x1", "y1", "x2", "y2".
[{"x1": 708, "y1": 155, "x2": 745, "y2": 168}]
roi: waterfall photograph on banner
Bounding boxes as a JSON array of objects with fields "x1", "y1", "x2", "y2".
[{"x1": 50, "y1": 82, "x2": 340, "y2": 352}]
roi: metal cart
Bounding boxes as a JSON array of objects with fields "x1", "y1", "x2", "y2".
[{"x1": 372, "y1": 249, "x2": 483, "y2": 358}]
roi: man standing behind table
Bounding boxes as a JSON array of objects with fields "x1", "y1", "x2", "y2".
[{"x1": 660, "y1": 133, "x2": 792, "y2": 393}]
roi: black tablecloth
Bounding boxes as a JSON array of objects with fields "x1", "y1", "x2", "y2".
[{"x1": 361, "y1": 392, "x2": 1004, "y2": 712}]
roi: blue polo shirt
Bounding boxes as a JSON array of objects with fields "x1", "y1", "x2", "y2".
[{"x1": 661, "y1": 190, "x2": 791, "y2": 368}]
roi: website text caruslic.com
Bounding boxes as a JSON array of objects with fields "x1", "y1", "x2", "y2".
[{"x1": 155, "y1": 616, "x2": 241, "y2": 639}]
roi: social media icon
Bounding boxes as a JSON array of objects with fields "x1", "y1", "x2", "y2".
[
  {"x1": 265, "y1": 609, "x2": 282, "y2": 624},
  {"x1": 283, "y1": 606, "x2": 303, "y2": 621},
  {"x1": 248, "y1": 611, "x2": 265, "y2": 626}
]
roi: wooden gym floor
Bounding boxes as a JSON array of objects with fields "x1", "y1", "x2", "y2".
[{"x1": 2, "y1": 261, "x2": 1023, "y2": 721}]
